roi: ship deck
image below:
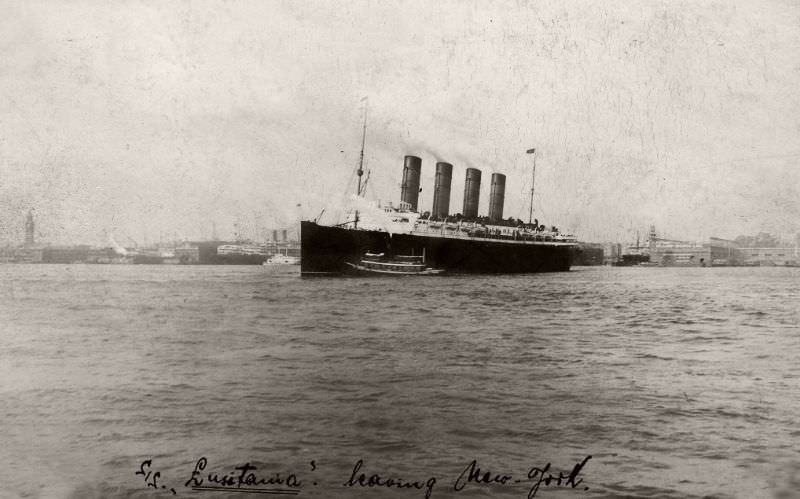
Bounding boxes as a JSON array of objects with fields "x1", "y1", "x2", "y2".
[{"x1": 408, "y1": 227, "x2": 576, "y2": 246}]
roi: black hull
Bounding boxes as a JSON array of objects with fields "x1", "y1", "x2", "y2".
[{"x1": 301, "y1": 221, "x2": 574, "y2": 275}]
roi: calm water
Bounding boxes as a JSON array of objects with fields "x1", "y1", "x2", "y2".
[{"x1": 0, "y1": 264, "x2": 798, "y2": 499}]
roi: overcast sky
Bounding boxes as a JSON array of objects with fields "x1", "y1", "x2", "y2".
[{"x1": 1, "y1": 0, "x2": 798, "y2": 245}]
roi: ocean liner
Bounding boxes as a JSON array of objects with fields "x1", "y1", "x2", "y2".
[{"x1": 301, "y1": 116, "x2": 576, "y2": 275}]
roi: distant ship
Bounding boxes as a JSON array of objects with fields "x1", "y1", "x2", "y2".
[
  {"x1": 301, "y1": 110, "x2": 576, "y2": 276},
  {"x1": 191, "y1": 242, "x2": 269, "y2": 265}
]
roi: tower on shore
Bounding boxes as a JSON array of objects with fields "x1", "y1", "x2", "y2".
[{"x1": 24, "y1": 210, "x2": 35, "y2": 247}]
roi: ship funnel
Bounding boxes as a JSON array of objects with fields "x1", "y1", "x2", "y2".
[
  {"x1": 400, "y1": 155, "x2": 422, "y2": 211},
  {"x1": 282, "y1": 229, "x2": 288, "y2": 242},
  {"x1": 272, "y1": 230, "x2": 278, "y2": 242},
  {"x1": 488, "y1": 173, "x2": 506, "y2": 221},
  {"x1": 432, "y1": 162, "x2": 453, "y2": 219},
  {"x1": 462, "y1": 168, "x2": 481, "y2": 218}
]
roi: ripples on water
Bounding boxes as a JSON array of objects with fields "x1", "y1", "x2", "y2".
[{"x1": 0, "y1": 264, "x2": 798, "y2": 499}]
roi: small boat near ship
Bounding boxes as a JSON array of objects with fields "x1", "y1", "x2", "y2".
[
  {"x1": 262, "y1": 250, "x2": 301, "y2": 265},
  {"x1": 345, "y1": 252, "x2": 444, "y2": 276}
]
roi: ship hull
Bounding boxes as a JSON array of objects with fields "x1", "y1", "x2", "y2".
[{"x1": 301, "y1": 221, "x2": 574, "y2": 275}]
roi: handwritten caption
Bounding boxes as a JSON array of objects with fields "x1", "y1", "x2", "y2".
[{"x1": 136, "y1": 455, "x2": 591, "y2": 498}]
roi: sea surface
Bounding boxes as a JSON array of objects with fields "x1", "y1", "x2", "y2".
[{"x1": 0, "y1": 264, "x2": 798, "y2": 499}]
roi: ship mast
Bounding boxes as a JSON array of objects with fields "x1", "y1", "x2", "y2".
[
  {"x1": 526, "y1": 148, "x2": 536, "y2": 224},
  {"x1": 357, "y1": 102, "x2": 367, "y2": 196},
  {"x1": 354, "y1": 99, "x2": 368, "y2": 228}
]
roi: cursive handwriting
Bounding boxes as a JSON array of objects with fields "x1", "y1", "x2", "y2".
[
  {"x1": 136, "y1": 459, "x2": 177, "y2": 495},
  {"x1": 525, "y1": 456, "x2": 592, "y2": 498},
  {"x1": 454, "y1": 456, "x2": 592, "y2": 498},
  {"x1": 184, "y1": 457, "x2": 302, "y2": 495},
  {"x1": 343, "y1": 459, "x2": 437, "y2": 499},
  {"x1": 135, "y1": 454, "x2": 592, "y2": 497},
  {"x1": 454, "y1": 460, "x2": 514, "y2": 491}
]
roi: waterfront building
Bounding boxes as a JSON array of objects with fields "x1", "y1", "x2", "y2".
[
  {"x1": 737, "y1": 247, "x2": 799, "y2": 266},
  {"x1": 174, "y1": 245, "x2": 200, "y2": 264},
  {"x1": 709, "y1": 237, "x2": 743, "y2": 266}
]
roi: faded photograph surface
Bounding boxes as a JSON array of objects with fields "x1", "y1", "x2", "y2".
[{"x1": 1, "y1": 1, "x2": 799, "y2": 498}]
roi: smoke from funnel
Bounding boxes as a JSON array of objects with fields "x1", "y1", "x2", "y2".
[
  {"x1": 346, "y1": 195, "x2": 397, "y2": 235},
  {"x1": 108, "y1": 234, "x2": 128, "y2": 256},
  {"x1": 404, "y1": 140, "x2": 444, "y2": 163}
]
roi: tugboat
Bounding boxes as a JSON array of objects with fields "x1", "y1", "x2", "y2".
[
  {"x1": 263, "y1": 249, "x2": 301, "y2": 265},
  {"x1": 345, "y1": 252, "x2": 444, "y2": 276}
]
